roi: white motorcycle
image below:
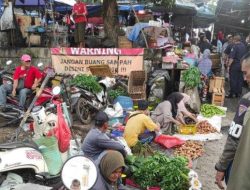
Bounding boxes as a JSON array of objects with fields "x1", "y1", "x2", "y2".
[{"x1": 0, "y1": 87, "x2": 79, "y2": 187}]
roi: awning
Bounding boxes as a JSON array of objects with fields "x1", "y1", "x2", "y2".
[
  {"x1": 150, "y1": 0, "x2": 197, "y2": 16},
  {"x1": 15, "y1": 0, "x2": 45, "y2": 6},
  {"x1": 15, "y1": 0, "x2": 76, "y2": 6},
  {"x1": 173, "y1": 0, "x2": 197, "y2": 15},
  {"x1": 119, "y1": 4, "x2": 145, "y2": 11},
  {"x1": 193, "y1": 5, "x2": 216, "y2": 28}
]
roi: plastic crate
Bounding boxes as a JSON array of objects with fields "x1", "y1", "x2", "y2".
[
  {"x1": 114, "y1": 96, "x2": 133, "y2": 110},
  {"x1": 108, "y1": 117, "x2": 124, "y2": 127},
  {"x1": 128, "y1": 71, "x2": 147, "y2": 94},
  {"x1": 111, "y1": 130, "x2": 124, "y2": 137}
]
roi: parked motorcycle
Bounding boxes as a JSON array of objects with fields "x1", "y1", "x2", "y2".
[
  {"x1": 0, "y1": 62, "x2": 71, "y2": 127},
  {"x1": 71, "y1": 77, "x2": 116, "y2": 124},
  {"x1": 0, "y1": 86, "x2": 75, "y2": 188}
]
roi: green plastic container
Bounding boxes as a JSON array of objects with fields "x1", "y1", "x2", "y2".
[{"x1": 35, "y1": 137, "x2": 63, "y2": 175}]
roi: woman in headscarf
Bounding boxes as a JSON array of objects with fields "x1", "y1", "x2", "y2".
[
  {"x1": 151, "y1": 92, "x2": 184, "y2": 134},
  {"x1": 92, "y1": 150, "x2": 125, "y2": 190},
  {"x1": 198, "y1": 49, "x2": 213, "y2": 102},
  {"x1": 198, "y1": 49, "x2": 212, "y2": 76}
]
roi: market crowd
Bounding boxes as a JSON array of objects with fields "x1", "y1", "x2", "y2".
[{"x1": 78, "y1": 29, "x2": 250, "y2": 190}]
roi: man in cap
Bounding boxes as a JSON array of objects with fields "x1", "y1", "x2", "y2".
[
  {"x1": 215, "y1": 52, "x2": 250, "y2": 189},
  {"x1": 124, "y1": 100, "x2": 160, "y2": 148},
  {"x1": 82, "y1": 111, "x2": 127, "y2": 160},
  {"x1": 0, "y1": 54, "x2": 42, "y2": 110}
]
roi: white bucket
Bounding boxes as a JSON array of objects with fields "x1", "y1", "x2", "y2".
[
  {"x1": 32, "y1": 106, "x2": 47, "y2": 137},
  {"x1": 31, "y1": 106, "x2": 47, "y2": 125}
]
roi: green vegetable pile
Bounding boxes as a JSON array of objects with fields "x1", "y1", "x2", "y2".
[
  {"x1": 126, "y1": 152, "x2": 190, "y2": 190},
  {"x1": 108, "y1": 87, "x2": 128, "y2": 100},
  {"x1": 201, "y1": 104, "x2": 226, "y2": 118},
  {"x1": 183, "y1": 67, "x2": 201, "y2": 89},
  {"x1": 131, "y1": 142, "x2": 154, "y2": 157},
  {"x1": 71, "y1": 74, "x2": 102, "y2": 93}
]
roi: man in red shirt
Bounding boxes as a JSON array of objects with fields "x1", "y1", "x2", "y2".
[
  {"x1": 0, "y1": 54, "x2": 42, "y2": 110},
  {"x1": 72, "y1": 0, "x2": 88, "y2": 47}
]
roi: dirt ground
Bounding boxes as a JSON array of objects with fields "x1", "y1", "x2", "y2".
[
  {"x1": 0, "y1": 89, "x2": 243, "y2": 190},
  {"x1": 195, "y1": 97, "x2": 240, "y2": 190}
]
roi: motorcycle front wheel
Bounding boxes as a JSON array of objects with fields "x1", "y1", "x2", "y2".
[{"x1": 76, "y1": 98, "x2": 92, "y2": 124}]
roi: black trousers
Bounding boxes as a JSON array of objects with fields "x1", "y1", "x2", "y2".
[{"x1": 229, "y1": 66, "x2": 243, "y2": 95}]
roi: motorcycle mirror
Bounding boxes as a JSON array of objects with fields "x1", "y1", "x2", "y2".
[
  {"x1": 37, "y1": 62, "x2": 44, "y2": 68},
  {"x1": 52, "y1": 86, "x2": 61, "y2": 95},
  {"x1": 61, "y1": 156, "x2": 98, "y2": 190},
  {"x1": 6, "y1": 60, "x2": 12, "y2": 66}
]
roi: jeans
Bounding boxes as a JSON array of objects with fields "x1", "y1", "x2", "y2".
[
  {"x1": 138, "y1": 131, "x2": 156, "y2": 144},
  {"x1": 0, "y1": 84, "x2": 31, "y2": 108},
  {"x1": 225, "y1": 161, "x2": 233, "y2": 185}
]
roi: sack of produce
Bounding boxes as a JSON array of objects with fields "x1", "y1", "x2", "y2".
[{"x1": 184, "y1": 87, "x2": 201, "y2": 112}]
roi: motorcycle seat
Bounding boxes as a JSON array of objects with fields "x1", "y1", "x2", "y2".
[{"x1": 0, "y1": 141, "x2": 39, "y2": 150}]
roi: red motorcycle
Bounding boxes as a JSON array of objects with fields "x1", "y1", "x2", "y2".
[
  {"x1": 4, "y1": 66, "x2": 59, "y2": 109},
  {"x1": 0, "y1": 63, "x2": 68, "y2": 127}
]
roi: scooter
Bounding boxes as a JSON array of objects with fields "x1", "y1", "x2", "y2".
[
  {"x1": 71, "y1": 77, "x2": 116, "y2": 124},
  {"x1": 0, "y1": 86, "x2": 76, "y2": 187}
]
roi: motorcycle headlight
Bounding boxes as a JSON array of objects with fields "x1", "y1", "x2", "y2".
[{"x1": 52, "y1": 86, "x2": 61, "y2": 95}]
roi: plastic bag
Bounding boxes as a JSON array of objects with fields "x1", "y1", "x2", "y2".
[
  {"x1": 116, "y1": 136, "x2": 132, "y2": 156},
  {"x1": 48, "y1": 103, "x2": 71, "y2": 153},
  {"x1": 154, "y1": 134, "x2": 185, "y2": 149},
  {"x1": 104, "y1": 102, "x2": 123, "y2": 118}
]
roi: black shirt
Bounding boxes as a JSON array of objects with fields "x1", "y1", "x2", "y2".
[
  {"x1": 198, "y1": 41, "x2": 212, "y2": 53},
  {"x1": 229, "y1": 42, "x2": 247, "y2": 64},
  {"x1": 224, "y1": 43, "x2": 233, "y2": 55}
]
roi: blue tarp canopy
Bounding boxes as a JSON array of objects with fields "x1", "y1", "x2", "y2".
[
  {"x1": 15, "y1": 1, "x2": 145, "y2": 11},
  {"x1": 15, "y1": 0, "x2": 76, "y2": 6},
  {"x1": 14, "y1": 2, "x2": 145, "y2": 16},
  {"x1": 15, "y1": 0, "x2": 45, "y2": 6},
  {"x1": 119, "y1": 4, "x2": 145, "y2": 11}
]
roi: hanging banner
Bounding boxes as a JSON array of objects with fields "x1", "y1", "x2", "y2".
[{"x1": 51, "y1": 48, "x2": 144, "y2": 76}]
